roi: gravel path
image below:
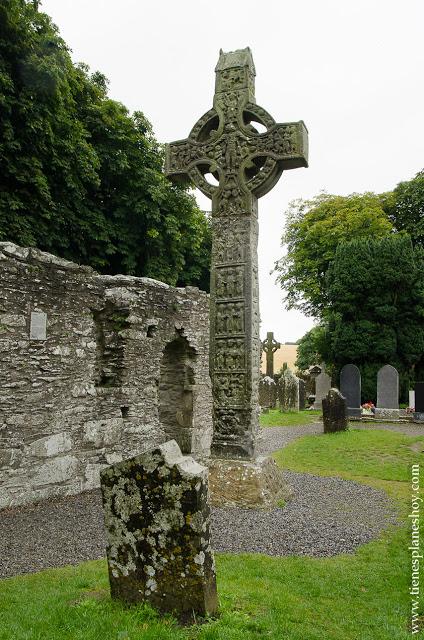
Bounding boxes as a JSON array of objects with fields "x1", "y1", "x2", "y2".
[{"x1": 0, "y1": 421, "x2": 406, "y2": 578}]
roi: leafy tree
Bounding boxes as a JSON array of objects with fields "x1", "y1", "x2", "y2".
[
  {"x1": 0, "y1": 0, "x2": 211, "y2": 288},
  {"x1": 295, "y1": 324, "x2": 331, "y2": 372},
  {"x1": 274, "y1": 193, "x2": 393, "y2": 316},
  {"x1": 385, "y1": 170, "x2": 424, "y2": 247},
  {"x1": 326, "y1": 235, "x2": 424, "y2": 401}
]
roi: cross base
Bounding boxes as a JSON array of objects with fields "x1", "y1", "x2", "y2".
[{"x1": 206, "y1": 455, "x2": 291, "y2": 509}]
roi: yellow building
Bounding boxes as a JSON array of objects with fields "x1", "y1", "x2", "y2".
[{"x1": 261, "y1": 342, "x2": 298, "y2": 375}]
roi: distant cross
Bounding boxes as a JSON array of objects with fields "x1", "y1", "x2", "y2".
[
  {"x1": 262, "y1": 331, "x2": 281, "y2": 378},
  {"x1": 166, "y1": 48, "x2": 308, "y2": 459}
]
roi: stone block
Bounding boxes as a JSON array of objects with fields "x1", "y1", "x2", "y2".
[
  {"x1": 100, "y1": 440, "x2": 218, "y2": 621},
  {"x1": 82, "y1": 418, "x2": 122, "y2": 448},
  {"x1": 207, "y1": 455, "x2": 291, "y2": 508},
  {"x1": 32, "y1": 455, "x2": 79, "y2": 485},
  {"x1": 27, "y1": 432, "x2": 72, "y2": 458},
  {"x1": 374, "y1": 408, "x2": 400, "y2": 421}
]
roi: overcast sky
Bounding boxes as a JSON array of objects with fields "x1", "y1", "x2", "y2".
[{"x1": 42, "y1": 0, "x2": 424, "y2": 343}]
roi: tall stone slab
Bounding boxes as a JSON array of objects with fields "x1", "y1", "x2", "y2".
[
  {"x1": 313, "y1": 366, "x2": 331, "y2": 410},
  {"x1": 259, "y1": 375, "x2": 277, "y2": 410},
  {"x1": 100, "y1": 440, "x2": 218, "y2": 621},
  {"x1": 262, "y1": 331, "x2": 280, "y2": 377},
  {"x1": 278, "y1": 368, "x2": 300, "y2": 411},
  {"x1": 322, "y1": 389, "x2": 348, "y2": 433},
  {"x1": 298, "y1": 378, "x2": 306, "y2": 410},
  {"x1": 375, "y1": 365, "x2": 399, "y2": 420},
  {"x1": 340, "y1": 364, "x2": 361, "y2": 418},
  {"x1": 166, "y1": 48, "x2": 308, "y2": 460},
  {"x1": 414, "y1": 382, "x2": 424, "y2": 422}
]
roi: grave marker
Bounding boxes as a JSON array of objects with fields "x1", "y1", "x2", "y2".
[
  {"x1": 262, "y1": 331, "x2": 280, "y2": 377},
  {"x1": 375, "y1": 365, "x2": 399, "y2": 420},
  {"x1": 100, "y1": 440, "x2": 218, "y2": 621},
  {"x1": 340, "y1": 364, "x2": 361, "y2": 418}
]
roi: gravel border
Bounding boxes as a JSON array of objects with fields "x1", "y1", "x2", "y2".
[{"x1": 0, "y1": 422, "x2": 404, "y2": 578}]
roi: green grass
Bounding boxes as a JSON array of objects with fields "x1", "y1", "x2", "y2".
[
  {"x1": 273, "y1": 428, "x2": 424, "y2": 485},
  {"x1": 260, "y1": 408, "x2": 321, "y2": 427},
  {"x1": 1, "y1": 428, "x2": 423, "y2": 639}
]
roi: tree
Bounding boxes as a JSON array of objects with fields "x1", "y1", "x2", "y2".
[
  {"x1": 385, "y1": 170, "x2": 424, "y2": 247},
  {"x1": 0, "y1": 0, "x2": 211, "y2": 288},
  {"x1": 295, "y1": 324, "x2": 331, "y2": 372},
  {"x1": 326, "y1": 234, "x2": 424, "y2": 401},
  {"x1": 274, "y1": 193, "x2": 393, "y2": 316}
]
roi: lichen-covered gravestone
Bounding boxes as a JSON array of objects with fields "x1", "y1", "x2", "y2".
[
  {"x1": 100, "y1": 440, "x2": 218, "y2": 621},
  {"x1": 322, "y1": 389, "x2": 348, "y2": 433},
  {"x1": 259, "y1": 375, "x2": 277, "y2": 410},
  {"x1": 278, "y1": 368, "x2": 299, "y2": 411}
]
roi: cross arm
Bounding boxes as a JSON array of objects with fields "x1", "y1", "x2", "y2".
[{"x1": 249, "y1": 121, "x2": 309, "y2": 169}]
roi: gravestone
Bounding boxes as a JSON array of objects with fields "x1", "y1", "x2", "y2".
[
  {"x1": 100, "y1": 440, "x2": 218, "y2": 621},
  {"x1": 340, "y1": 364, "x2": 361, "y2": 418},
  {"x1": 322, "y1": 389, "x2": 348, "y2": 433},
  {"x1": 262, "y1": 331, "x2": 280, "y2": 377},
  {"x1": 409, "y1": 390, "x2": 415, "y2": 409},
  {"x1": 313, "y1": 366, "x2": 331, "y2": 410},
  {"x1": 259, "y1": 375, "x2": 277, "y2": 410},
  {"x1": 414, "y1": 382, "x2": 424, "y2": 422},
  {"x1": 298, "y1": 379, "x2": 306, "y2": 410},
  {"x1": 375, "y1": 365, "x2": 399, "y2": 420},
  {"x1": 278, "y1": 368, "x2": 299, "y2": 411},
  {"x1": 166, "y1": 47, "x2": 308, "y2": 462}
]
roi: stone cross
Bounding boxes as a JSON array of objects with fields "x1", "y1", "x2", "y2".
[
  {"x1": 261, "y1": 331, "x2": 280, "y2": 377},
  {"x1": 166, "y1": 48, "x2": 308, "y2": 459}
]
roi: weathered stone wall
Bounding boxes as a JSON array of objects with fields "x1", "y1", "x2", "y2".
[{"x1": 0, "y1": 242, "x2": 212, "y2": 508}]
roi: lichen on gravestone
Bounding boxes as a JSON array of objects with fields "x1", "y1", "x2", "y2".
[{"x1": 100, "y1": 440, "x2": 218, "y2": 622}]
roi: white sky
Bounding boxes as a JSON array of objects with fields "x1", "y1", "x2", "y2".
[{"x1": 42, "y1": 0, "x2": 424, "y2": 343}]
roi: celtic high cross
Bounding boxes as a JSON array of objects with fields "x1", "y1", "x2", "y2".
[
  {"x1": 165, "y1": 48, "x2": 308, "y2": 459},
  {"x1": 262, "y1": 331, "x2": 281, "y2": 378}
]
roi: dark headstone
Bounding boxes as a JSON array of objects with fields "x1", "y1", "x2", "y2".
[
  {"x1": 100, "y1": 440, "x2": 218, "y2": 622},
  {"x1": 340, "y1": 364, "x2": 361, "y2": 418},
  {"x1": 414, "y1": 382, "x2": 424, "y2": 422},
  {"x1": 322, "y1": 389, "x2": 348, "y2": 433},
  {"x1": 298, "y1": 379, "x2": 306, "y2": 410},
  {"x1": 376, "y1": 365, "x2": 399, "y2": 419}
]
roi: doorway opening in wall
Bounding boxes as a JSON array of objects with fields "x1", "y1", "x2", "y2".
[{"x1": 158, "y1": 335, "x2": 197, "y2": 454}]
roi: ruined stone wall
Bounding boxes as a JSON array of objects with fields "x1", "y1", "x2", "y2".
[{"x1": 0, "y1": 242, "x2": 212, "y2": 508}]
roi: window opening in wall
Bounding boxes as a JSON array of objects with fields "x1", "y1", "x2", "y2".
[
  {"x1": 92, "y1": 306, "x2": 129, "y2": 388},
  {"x1": 158, "y1": 335, "x2": 197, "y2": 454}
]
